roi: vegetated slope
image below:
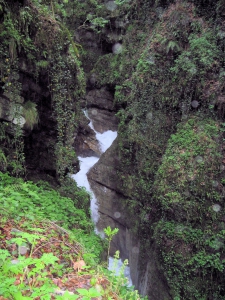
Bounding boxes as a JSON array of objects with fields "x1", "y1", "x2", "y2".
[
  {"x1": 88, "y1": 0, "x2": 225, "y2": 298},
  {"x1": 0, "y1": 172, "x2": 146, "y2": 300}
]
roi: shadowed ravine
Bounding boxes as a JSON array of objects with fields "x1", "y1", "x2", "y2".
[{"x1": 72, "y1": 110, "x2": 132, "y2": 284}]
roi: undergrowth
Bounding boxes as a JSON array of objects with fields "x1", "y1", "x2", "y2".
[{"x1": 0, "y1": 172, "x2": 146, "y2": 300}]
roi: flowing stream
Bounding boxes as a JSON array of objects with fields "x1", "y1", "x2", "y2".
[
  {"x1": 72, "y1": 111, "x2": 117, "y2": 228},
  {"x1": 72, "y1": 110, "x2": 132, "y2": 285}
]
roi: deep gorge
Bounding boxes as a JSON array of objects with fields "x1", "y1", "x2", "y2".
[{"x1": 1, "y1": 0, "x2": 225, "y2": 299}]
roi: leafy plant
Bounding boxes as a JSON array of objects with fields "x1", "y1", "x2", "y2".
[
  {"x1": 0, "y1": 148, "x2": 7, "y2": 171},
  {"x1": 104, "y1": 226, "x2": 119, "y2": 262},
  {"x1": 87, "y1": 14, "x2": 108, "y2": 31},
  {"x1": 0, "y1": 184, "x2": 145, "y2": 300},
  {"x1": 22, "y1": 101, "x2": 39, "y2": 130},
  {"x1": 36, "y1": 59, "x2": 49, "y2": 69},
  {"x1": 0, "y1": 172, "x2": 92, "y2": 231},
  {"x1": 76, "y1": 287, "x2": 102, "y2": 299}
]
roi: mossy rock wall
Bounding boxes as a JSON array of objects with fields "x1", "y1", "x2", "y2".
[
  {"x1": 153, "y1": 117, "x2": 225, "y2": 299},
  {"x1": 90, "y1": 0, "x2": 225, "y2": 298},
  {"x1": 0, "y1": 0, "x2": 85, "y2": 181}
]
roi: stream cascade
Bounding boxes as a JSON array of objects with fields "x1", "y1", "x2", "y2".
[
  {"x1": 71, "y1": 110, "x2": 132, "y2": 284},
  {"x1": 72, "y1": 110, "x2": 117, "y2": 228}
]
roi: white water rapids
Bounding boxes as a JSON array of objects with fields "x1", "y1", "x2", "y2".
[
  {"x1": 71, "y1": 111, "x2": 117, "y2": 227},
  {"x1": 72, "y1": 110, "x2": 132, "y2": 286}
]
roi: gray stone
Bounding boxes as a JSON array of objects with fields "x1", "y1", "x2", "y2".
[
  {"x1": 11, "y1": 259, "x2": 20, "y2": 265},
  {"x1": 112, "y1": 43, "x2": 123, "y2": 54},
  {"x1": 0, "y1": 96, "x2": 25, "y2": 128},
  {"x1": 11, "y1": 228, "x2": 22, "y2": 233},
  {"x1": 87, "y1": 139, "x2": 171, "y2": 299},
  {"x1": 18, "y1": 245, "x2": 29, "y2": 255},
  {"x1": 212, "y1": 204, "x2": 221, "y2": 212},
  {"x1": 75, "y1": 113, "x2": 101, "y2": 156},
  {"x1": 76, "y1": 131, "x2": 101, "y2": 157},
  {"x1": 105, "y1": 1, "x2": 117, "y2": 11},
  {"x1": 87, "y1": 107, "x2": 118, "y2": 133},
  {"x1": 191, "y1": 100, "x2": 199, "y2": 108},
  {"x1": 85, "y1": 87, "x2": 114, "y2": 110}
]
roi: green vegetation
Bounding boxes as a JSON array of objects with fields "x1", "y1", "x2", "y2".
[
  {"x1": 0, "y1": 172, "x2": 100, "y2": 256},
  {"x1": 155, "y1": 117, "x2": 221, "y2": 219},
  {"x1": 0, "y1": 0, "x2": 85, "y2": 180},
  {"x1": 152, "y1": 118, "x2": 224, "y2": 298},
  {"x1": 0, "y1": 172, "x2": 145, "y2": 300},
  {"x1": 88, "y1": 0, "x2": 225, "y2": 298},
  {"x1": 22, "y1": 101, "x2": 39, "y2": 130},
  {"x1": 104, "y1": 226, "x2": 119, "y2": 262}
]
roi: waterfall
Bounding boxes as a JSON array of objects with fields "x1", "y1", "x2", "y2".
[
  {"x1": 72, "y1": 156, "x2": 99, "y2": 225},
  {"x1": 72, "y1": 110, "x2": 117, "y2": 229},
  {"x1": 72, "y1": 110, "x2": 132, "y2": 286}
]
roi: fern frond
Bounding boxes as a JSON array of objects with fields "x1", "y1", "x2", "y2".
[
  {"x1": 23, "y1": 101, "x2": 39, "y2": 130},
  {"x1": 166, "y1": 40, "x2": 180, "y2": 54}
]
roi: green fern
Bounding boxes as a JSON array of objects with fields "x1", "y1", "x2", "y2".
[
  {"x1": 36, "y1": 60, "x2": 49, "y2": 69},
  {"x1": 0, "y1": 148, "x2": 7, "y2": 171},
  {"x1": 22, "y1": 101, "x2": 39, "y2": 130},
  {"x1": 161, "y1": 38, "x2": 180, "y2": 54},
  {"x1": 166, "y1": 40, "x2": 180, "y2": 53}
]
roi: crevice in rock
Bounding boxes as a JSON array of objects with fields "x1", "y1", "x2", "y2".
[
  {"x1": 88, "y1": 177, "x2": 128, "y2": 198},
  {"x1": 98, "y1": 210, "x2": 126, "y2": 228}
]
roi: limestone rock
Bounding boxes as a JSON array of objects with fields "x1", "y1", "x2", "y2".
[
  {"x1": 76, "y1": 132, "x2": 101, "y2": 157},
  {"x1": 84, "y1": 88, "x2": 118, "y2": 132},
  {"x1": 11, "y1": 259, "x2": 20, "y2": 265},
  {"x1": 87, "y1": 139, "x2": 171, "y2": 299},
  {"x1": 85, "y1": 87, "x2": 114, "y2": 110},
  {"x1": 0, "y1": 95, "x2": 25, "y2": 127},
  {"x1": 87, "y1": 141, "x2": 129, "y2": 259},
  {"x1": 18, "y1": 245, "x2": 29, "y2": 255},
  {"x1": 75, "y1": 113, "x2": 101, "y2": 157},
  {"x1": 87, "y1": 107, "x2": 118, "y2": 133},
  {"x1": 87, "y1": 139, "x2": 121, "y2": 192}
]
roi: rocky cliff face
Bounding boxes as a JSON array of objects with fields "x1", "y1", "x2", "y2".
[
  {"x1": 87, "y1": 139, "x2": 171, "y2": 299},
  {"x1": 0, "y1": 0, "x2": 85, "y2": 181},
  {"x1": 75, "y1": 87, "x2": 118, "y2": 157},
  {"x1": 83, "y1": 0, "x2": 225, "y2": 299}
]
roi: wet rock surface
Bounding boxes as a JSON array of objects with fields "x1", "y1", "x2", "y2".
[
  {"x1": 85, "y1": 87, "x2": 118, "y2": 133},
  {"x1": 75, "y1": 87, "x2": 118, "y2": 155},
  {"x1": 75, "y1": 112, "x2": 101, "y2": 157},
  {"x1": 87, "y1": 107, "x2": 118, "y2": 133},
  {"x1": 85, "y1": 87, "x2": 115, "y2": 111},
  {"x1": 87, "y1": 139, "x2": 171, "y2": 300}
]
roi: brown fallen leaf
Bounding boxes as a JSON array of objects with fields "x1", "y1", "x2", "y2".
[
  {"x1": 52, "y1": 278, "x2": 63, "y2": 288},
  {"x1": 73, "y1": 260, "x2": 86, "y2": 272}
]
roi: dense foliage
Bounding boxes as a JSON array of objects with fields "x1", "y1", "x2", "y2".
[
  {"x1": 0, "y1": 172, "x2": 102, "y2": 258},
  {"x1": 0, "y1": 172, "x2": 146, "y2": 299}
]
